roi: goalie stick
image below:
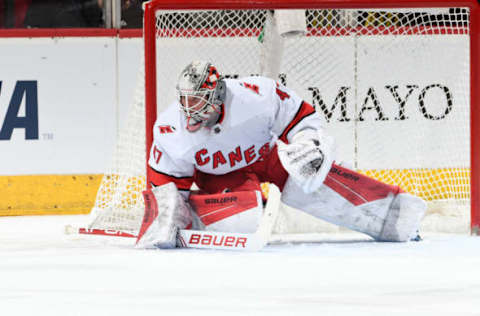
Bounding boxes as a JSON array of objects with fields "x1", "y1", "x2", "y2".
[{"x1": 65, "y1": 185, "x2": 281, "y2": 251}]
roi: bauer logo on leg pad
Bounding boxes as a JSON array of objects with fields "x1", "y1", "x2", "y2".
[
  {"x1": 189, "y1": 191, "x2": 259, "y2": 226},
  {"x1": 325, "y1": 163, "x2": 403, "y2": 206}
]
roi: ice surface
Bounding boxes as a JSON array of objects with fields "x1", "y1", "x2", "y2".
[{"x1": 1, "y1": 215, "x2": 479, "y2": 316}]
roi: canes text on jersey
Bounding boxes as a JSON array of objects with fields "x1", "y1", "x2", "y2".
[{"x1": 195, "y1": 142, "x2": 270, "y2": 169}]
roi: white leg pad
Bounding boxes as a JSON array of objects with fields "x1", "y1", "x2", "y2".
[
  {"x1": 378, "y1": 192, "x2": 427, "y2": 241},
  {"x1": 189, "y1": 190, "x2": 264, "y2": 233},
  {"x1": 281, "y1": 166, "x2": 427, "y2": 241}
]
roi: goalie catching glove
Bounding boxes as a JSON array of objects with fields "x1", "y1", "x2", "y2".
[{"x1": 277, "y1": 128, "x2": 335, "y2": 193}]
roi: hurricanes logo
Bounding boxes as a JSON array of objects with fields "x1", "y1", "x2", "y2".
[{"x1": 158, "y1": 125, "x2": 176, "y2": 134}]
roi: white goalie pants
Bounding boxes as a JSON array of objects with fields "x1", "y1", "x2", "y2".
[{"x1": 281, "y1": 164, "x2": 427, "y2": 241}]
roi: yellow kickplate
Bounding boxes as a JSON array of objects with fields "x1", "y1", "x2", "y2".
[{"x1": 0, "y1": 175, "x2": 102, "y2": 216}]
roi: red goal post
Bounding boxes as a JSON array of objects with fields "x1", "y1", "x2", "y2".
[{"x1": 138, "y1": 0, "x2": 480, "y2": 235}]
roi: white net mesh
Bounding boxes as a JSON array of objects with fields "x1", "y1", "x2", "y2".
[
  {"x1": 88, "y1": 54, "x2": 146, "y2": 234},
  {"x1": 89, "y1": 6, "x2": 471, "y2": 236}
]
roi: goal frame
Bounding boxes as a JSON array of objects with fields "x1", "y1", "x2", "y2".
[{"x1": 143, "y1": 0, "x2": 480, "y2": 235}]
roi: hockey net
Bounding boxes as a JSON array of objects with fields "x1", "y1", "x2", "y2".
[{"x1": 87, "y1": 0, "x2": 479, "y2": 239}]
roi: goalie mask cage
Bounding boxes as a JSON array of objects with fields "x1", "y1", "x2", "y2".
[{"x1": 88, "y1": 0, "x2": 480, "y2": 239}]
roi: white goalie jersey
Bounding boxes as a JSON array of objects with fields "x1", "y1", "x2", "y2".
[{"x1": 147, "y1": 76, "x2": 323, "y2": 191}]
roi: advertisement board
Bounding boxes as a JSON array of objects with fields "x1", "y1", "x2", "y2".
[{"x1": 0, "y1": 32, "x2": 470, "y2": 214}]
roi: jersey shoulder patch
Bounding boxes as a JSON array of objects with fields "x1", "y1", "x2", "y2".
[
  {"x1": 153, "y1": 103, "x2": 181, "y2": 135},
  {"x1": 152, "y1": 103, "x2": 189, "y2": 153}
]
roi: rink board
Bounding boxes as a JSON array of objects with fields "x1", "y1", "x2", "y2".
[{"x1": 0, "y1": 32, "x2": 470, "y2": 215}]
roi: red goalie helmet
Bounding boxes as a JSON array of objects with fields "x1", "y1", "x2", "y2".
[{"x1": 176, "y1": 61, "x2": 226, "y2": 132}]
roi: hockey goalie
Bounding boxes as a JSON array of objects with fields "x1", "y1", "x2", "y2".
[{"x1": 136, "y1": 60, "x2": 427, "y2": 249}]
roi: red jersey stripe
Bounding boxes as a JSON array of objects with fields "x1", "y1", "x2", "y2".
[
  {"x1": 148, "y1": 166, "x2": 193, "y2": 190},
  {"x1": 279, "y1": 101, "x2": 316, "y2": 143}
]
